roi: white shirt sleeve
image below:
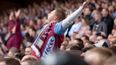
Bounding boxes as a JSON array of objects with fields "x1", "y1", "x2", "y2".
[{"x1": 61, "y1": 6, "x2": 83, "y2": 31}]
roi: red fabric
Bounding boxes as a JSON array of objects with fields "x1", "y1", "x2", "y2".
[
  {"x1": 6, "y1": 19, "x2": 23, "y2": 49},
  {"x1": 32, "y1": 23, "x2": 64, "y2": 59}
]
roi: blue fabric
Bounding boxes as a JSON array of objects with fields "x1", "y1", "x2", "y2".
[{"x1": 54, "y1": 23, "x2": 65, "y2": 35}]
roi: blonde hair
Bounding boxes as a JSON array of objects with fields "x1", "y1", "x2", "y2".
[
  {"x1": 55, "y1": 7, "x2": 66, "y2": 22},
  {"x1": 85, "y1": 48, "x2": 114, "y2": 65}
]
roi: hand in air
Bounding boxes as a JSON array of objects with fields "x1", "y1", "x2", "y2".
[
  {"x1": 15, "y1": 9, "x2": 21, "y2": 18},
  {"x1": 82, "y1": 0, "x2": 91, "y2": 8}
]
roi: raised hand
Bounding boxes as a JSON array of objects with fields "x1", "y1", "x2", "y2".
[
  {"x1": 15, "y1": 9, "x2": 21, "y2": 18},
  {"x1": 82, "y1": 0, "x2": 90, "y2": 8},
  {"x1": 9, "y1": 11, "x2": 14, "y2": 20}
]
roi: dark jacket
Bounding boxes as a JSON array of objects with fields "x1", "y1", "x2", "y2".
[
  {"x1": 102, "y1": 15, "x2": 114, "y2": 35},
  {"x1": 92, "y1": 21, "x2": 107, "y2": 35}
]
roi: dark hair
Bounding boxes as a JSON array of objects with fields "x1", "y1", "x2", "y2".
[
  {"x1": 22, "y1": 57, "x2": 41, "y2": 65},
  {"x1": 75, "y1": 38, "x2": 84, "y2": 50},
  {"x1": 70, "y1": 45, "x2": 82, "y2": 50},
  {"x1": 82, "y1": 46, "x2": 95, "y2": 52},
  {"x1": 82, "y1": 35, "x2": 89, "y2": 41},
  {"x1": 5, "y1": 58, "x2": 21, "y2": 65},
  {"x1": 15, "y1": 53, "x2": 25, "y2": 60}
]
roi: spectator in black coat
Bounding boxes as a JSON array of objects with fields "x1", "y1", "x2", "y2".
[
  {"x1": 92, "y1": 11, "x2": 107, "y2": 36},
  {"x1": 101, "y1": 8, "x2": 114, "y2": 36}
]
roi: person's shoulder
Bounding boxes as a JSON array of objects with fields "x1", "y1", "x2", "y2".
[{"x1": 100, "y1": 21, "x2": 106, "y2": 25}]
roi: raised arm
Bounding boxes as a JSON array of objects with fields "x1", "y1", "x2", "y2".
[
  {"x1": 9, "y1": 10, "x2": 21, "y2": 33},
  {"x1": 54, "y1": 1, "x2": 88, "y2": 35},
  {"x1": 61, "y1": 1, "x2": 88, "y2": 30}
]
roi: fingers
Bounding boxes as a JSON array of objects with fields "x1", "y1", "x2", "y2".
[
  {"x1": 15, "y1": 9, "x2": 21, "y2": 18},
  {"x1": 82, "y1": 1, "x2": 88, "y2": 7},
  {"x1": 9, "y1": 11, "x2": 14, "y2": 20}
]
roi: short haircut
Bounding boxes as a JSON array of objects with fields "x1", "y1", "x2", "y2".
[
  {"x1": 55, "y1": 7, "x2": 66, "y2": 22},
  {"x1": 5, "y1": 58, "x2": 21, "y2": 65},
  {"x1": 70, "y1": 45, "x2": 81, "y2": 50},
  {"x1": 85, "y1": 48, "x2": 114, "y2": 65},
  {"x1": 75, "y1": 38, "x2": 84, "y2": 50},
  {"x1": 82, "y1": 35, "x2": 89, "y2": 41},
  {"x1": 9, "y1": 47, "x2": 18, "y2": 53},
  {"x1": 21, "y1": 57, "x2": 41, "y2": 65}
]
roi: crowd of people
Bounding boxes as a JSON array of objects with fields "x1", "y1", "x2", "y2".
[{"x1": 0, "y1": 0, "x2": 116, "y2": 65}]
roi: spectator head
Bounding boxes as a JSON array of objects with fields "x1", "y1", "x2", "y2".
[
  {"x1": 28, "y1": 20, "x2": 34, "y2": 27},
  {"x1": 101, "y1": 2, "x2": 109, "y2": 9},
  {"x1": 95, "y1": 35, "x2": 104, "y2": 43},
  {"x1": 84, "y1": 41, "x2": 95, "y2": 48},
  {"x1": 21, "y1": 55, "x2": 40, "y2": 65},
  {"x1": 101, "y1": 8, "x2": 109, "y2": 17},
  {"x1": 83, "y1": 7, "x2": 91, "y2": 16},
  {"x1": 108, "y1": 36, "x2": 116, "y2": 45},
  {"x1": 84, "y1": 48, "x2": 114, "y2": 65},
  {"x1": 37, "y1": 19, "x2": 42, "y2": 28},
  {"x1": 95, "y1": 35, "x2": 110, "y2": 48},
  {"x1": 112, "y1": 1, "x2": 116, "y2": 7},
  {"x1": 67, "y1": 38, "x2": 84, "y2": 51},
  {"x1": 75, "y1": 38, "x2": 84, "y2": 49},
  {"x1": 93, "y1": 11, "x2": 102, "y2": 22},
  {"x1": 21, "y1": 55, "x2": 38, "y2": 62},
  {"x1": 60, "y1": 40, "x2": 69, "y2": 51},
  {"x1": 25, "y1": 47, "x2": 32, "y2": 55},
  {"x1": 4, "y1": 58, "x2": 21, "y2": 65},
  {"x1": 42, "y1": 51, "x2": 89, "y2": 65},
  {"x1": 9, "y1": 11, "x2": 16, "y2": 20},
  {"x1": 66, "y1": 43, "x2": 81, "y2": 51},
  {"x1": 108, "y1": 6, "x2": 114, "y2": 13},
  {"x1": 92, "y1": 10, "x2": 99, "y2": 17},
  {"x1": 48, "y1": 7, "x2": 66, "y2": 22},
  {"x1": 7, "y1": 47, "x2": 18, "y2": 58},
  {"x1": 81, "y1": 35, "x2": 89, "y2": 44}
]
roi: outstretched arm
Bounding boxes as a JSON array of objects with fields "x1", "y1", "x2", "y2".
[
  {"x1": 54, "y1": 1, "x2": 88, "y2": 35},
  {"x1": 61, "y1": 2, "x2": 86, "y2": 30},
  {"x1": 9, "y1": 10, "x2": 21, "y2": 33}
]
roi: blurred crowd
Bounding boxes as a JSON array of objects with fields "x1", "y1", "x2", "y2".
[{"x1": 0, "y1": 0, "x2": 116, "y2": 65}]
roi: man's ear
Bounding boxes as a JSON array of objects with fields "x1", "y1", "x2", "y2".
[{"x1": 54, "y1": 15, "x2": 58, "y2": 21}]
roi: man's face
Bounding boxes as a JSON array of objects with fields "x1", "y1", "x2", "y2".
[
  {"x1": 94, "y1": 13, "x2": 101, "y2": 22},
  {"x1": 96, "y1": 36, "x2": 103, "y2": 43},
  {"x1": 101, "y1": 9, "x2": 108, "y2": 17},
  {"x1": 48, "y1": 10, "x2": 56, "y2": 22},
  {"x1": 25, "y1": 48, "x2": 32, "y2": 55},
  {"x1": 84, "y1": 8, "x2": 91, "y2": 16},
  {"x1": 7, "y1": 51, "x2": 15, "y2": 58}
]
